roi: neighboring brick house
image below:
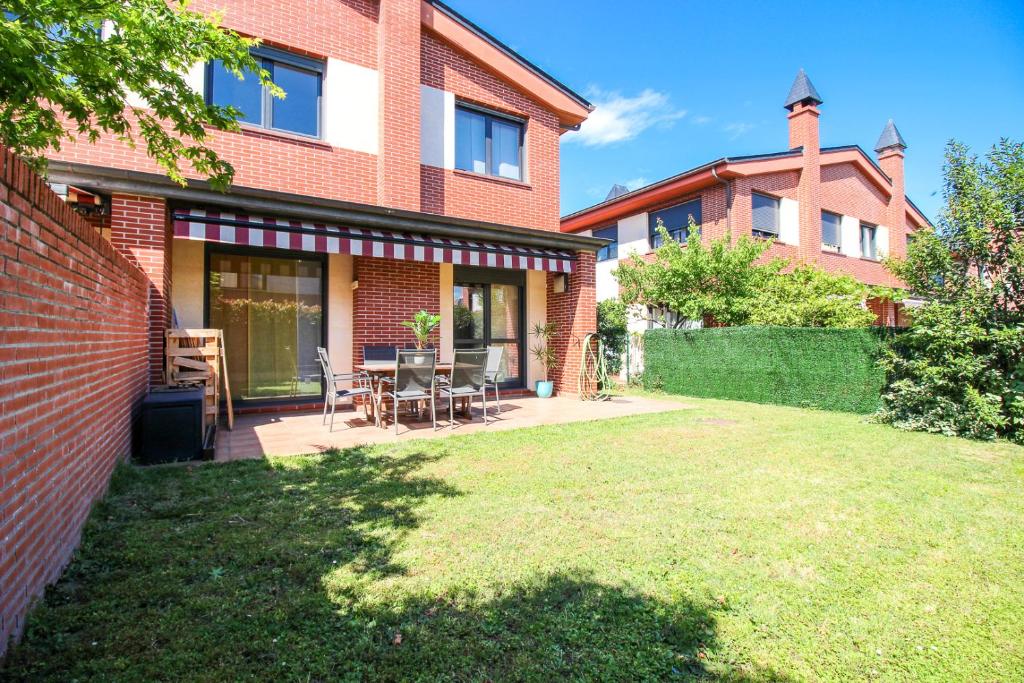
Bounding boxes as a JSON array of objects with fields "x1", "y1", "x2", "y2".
[
  {"x1": 560, "y1": 70, "x2": 931, "y2": 331},
  {"x1": 46, "y1": 0, "x2": 601, "y2": 403}
]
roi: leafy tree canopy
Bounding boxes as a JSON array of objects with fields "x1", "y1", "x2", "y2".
[
  {"x1": 879, "y1": 139, "x2": 1024, "y2": 442},
  {"x1": 0, "y1": 0, "x2": 281, "y2": 190},
  {"x1": 748, "y1": 265, "x2": 880, "y2": 328}
]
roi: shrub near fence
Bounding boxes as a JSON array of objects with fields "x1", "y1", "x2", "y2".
[{"x1": 643, "y1": 327, "x2": 891, "y2": 414}]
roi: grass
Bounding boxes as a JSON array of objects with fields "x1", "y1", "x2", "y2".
[{"x1": 3, "y1": 396, "x2": 1023, "y2": 681}]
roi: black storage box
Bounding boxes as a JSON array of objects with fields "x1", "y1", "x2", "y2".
[{"x1": 138, "y1": 387, "x2": 205, "y2": 465}]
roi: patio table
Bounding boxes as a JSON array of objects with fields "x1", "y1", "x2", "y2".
[{"x1": 354, "y1": 363, "x2": 458, "y2": 426}]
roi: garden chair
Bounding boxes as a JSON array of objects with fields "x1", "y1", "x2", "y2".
[
  {"x1": 380, "y1": 349, "x2": 437, "y2": 435},
  {"x1": 439, "y1": 348, "x2": 488, "y2": 428},
  {"x1": 317, "y1": 347, "x2": 375, "y2": 431},
  {"x1": 362, "y1": 345, "x2": 398, "y2": 366},
  {"x1": 483, "y1": 346, "x2": 504, "y2": 414}
]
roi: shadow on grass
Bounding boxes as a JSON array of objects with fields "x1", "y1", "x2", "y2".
[{"x1": 1, "y1": 445, "x2": 788, "y2": 681}]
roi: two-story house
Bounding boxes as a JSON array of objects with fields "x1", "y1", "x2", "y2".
[
  {"x1": 560, "y1": 70, "x2": 930, "y2": 332},
  {"x1": 45, "y1": 0, "x2": 601, "y2": 407}
]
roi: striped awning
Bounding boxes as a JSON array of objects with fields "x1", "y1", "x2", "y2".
[{"x1": 172, "y1": 208, "x2": 576, "y2": 273}]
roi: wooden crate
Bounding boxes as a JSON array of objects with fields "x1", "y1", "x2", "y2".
[{"x1": 165, "y1": 329, "x2": 234, "y2": 433}]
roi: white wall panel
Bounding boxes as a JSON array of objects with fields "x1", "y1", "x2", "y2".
[{"x1": 322, "y1": 58, "x2": 378, "y2": 155}]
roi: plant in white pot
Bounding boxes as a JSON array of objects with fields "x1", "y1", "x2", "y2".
[
  {"x1": 530, "y1": 321, "x2": 558, "y2": 397},
  {"x1": 400, "y1": 310, "x2": 441, "y2": 363}
]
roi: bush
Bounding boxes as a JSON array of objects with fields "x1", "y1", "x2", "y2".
[
  {"x1": 597, "y1": 299, "x2": 628, "y2": 374},
  {"x1": 644, "y1": 327, "x2": 891, "y2": 414}
]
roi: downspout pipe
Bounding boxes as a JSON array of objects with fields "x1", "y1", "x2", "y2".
[{"x1": 711, "y1": 165, "x2": 732, "y2": 237}]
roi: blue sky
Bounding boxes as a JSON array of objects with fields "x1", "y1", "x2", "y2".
[{"x1": 446, "y1": 0, "x2": 1024, "y2": 221}]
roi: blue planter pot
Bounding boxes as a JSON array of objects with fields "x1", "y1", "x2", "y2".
[{"x1": 535, "y1": 380, "x2": 554, "y2": 398}]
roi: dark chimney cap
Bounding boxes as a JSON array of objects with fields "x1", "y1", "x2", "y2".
[
  {"x1": 784, "y1": 69, "x2": 823, "y2": 110},
  {"x1": 605, "y1": 184, "x2": 631, "y2": 201},
  {"x1": 874, "y1": 119, "x2": 908, "y2": 152}
]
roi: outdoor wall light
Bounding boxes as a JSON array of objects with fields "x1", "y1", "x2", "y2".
[{"x1": 553, "y1": 273, "x2": 569, "y2": 293}]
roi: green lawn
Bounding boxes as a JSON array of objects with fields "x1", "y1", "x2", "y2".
[{"x1": 4, "y1": 396, "x2": 1023, "y2": 681}]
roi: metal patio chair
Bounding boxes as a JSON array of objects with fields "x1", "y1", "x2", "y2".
[
  {"x1": 362, "y1": 345, "x2": 399, "y2": 366},
  {"x1": 317, "y1": 347, "x2": 375, "y2": 431},
  {"x1": 439, "y1": 348, "x2": 489, "y2": 428},
  {"x1": 482, "y1": 345, "x2": 505, "y2": 415},
  {"x1": 380, "y1": 349, "x2": 437, "y2": 435}
]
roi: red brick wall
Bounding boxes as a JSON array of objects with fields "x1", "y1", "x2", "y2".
[
  {"x1": 108, "y1": 195, "x2": 170, "y2": 381},
  {"x1": 0, "y1": 149, "x2": 149, "y2": 653},
  {"x1": 352, "y1": 257, "x2": 441, "y2": 364},
  {"x1": 420, "y1": 31, "x2": 562, "y2": 231},
  {"x1": 546, "y1": 251, "x2": 596, "y2": 396},
  {"x1": 378, "y1": 0, "x2": 423, "y2": 211}
]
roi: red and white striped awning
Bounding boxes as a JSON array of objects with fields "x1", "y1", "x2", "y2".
[{"x1": 172, "y1": 208, "x2": 576, "y2": 273}]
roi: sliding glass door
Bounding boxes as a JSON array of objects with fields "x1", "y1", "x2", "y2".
[
  {"x1": 453, "y1": 270, "x2": 525, "y2": 387},
  {"x1": 207, "y1": 247, "x2": 325, "y2": 402}
]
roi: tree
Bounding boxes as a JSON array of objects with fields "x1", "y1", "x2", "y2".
[
  {"x1": 878, "y1": 139, "x2": 1024, "y2": 442},
  {"x1": 0, "y1": 0, "x2": 281, "y2": 190},
  {"x1": 747, "y1": 264, "x2": 879, "y2": 328},
  {"x1": 613, "y1": 222, "x2": 783, "y2": 327}
]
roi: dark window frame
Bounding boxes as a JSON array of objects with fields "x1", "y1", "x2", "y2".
[
  {"x1": 452, "y1": 266, "x2": 526, "y2": 389},
  {"x1": 751, "y1": 192, "x2": 781, "y2": 239},
  {"x1": 454, "y1": 103, "x2": 526, "y2": 181},
  {"x1": 593, "y1": 225, "x2": 618, "y2": 261},
  {"x1": 860, "y1": 222, "x2": 878, "y2": 260},
  {"x1": 206, "y1": 46, "x2": 324, "y2": 139},
  {"x1": 648, "y1": 198, "x2": 702, "y2": 249},
  {"x1": 203, "y1": 242, "x2": 328, "y2": 406},
  {"x1": 821, "y1": 210, "x2": 842, "y2": 251}
]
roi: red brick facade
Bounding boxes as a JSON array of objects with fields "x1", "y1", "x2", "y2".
[
  {"x1": 0, "y1": 148, "x2": 150, "y2": 652},
  {"x1": 352, "y1": 257, "x2": 441, "y2": 364},
  {"x1": 546, "y1": 251, "x2": 597, "y2": 394}
]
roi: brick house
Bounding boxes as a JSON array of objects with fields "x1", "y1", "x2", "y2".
[
  {"x1": 560, "y1": 70, "x2": 931, "y2": 332},
  {"x1": 45, "y1": 0, "x2": 601, "y2": 406}
]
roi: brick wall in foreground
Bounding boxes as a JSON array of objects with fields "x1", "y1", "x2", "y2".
[
  {"x1": 546, "y1": 251, "x2": 597, "y2": 396},
  {"x1": 0, "y1": 148, "x2": 150, "y2": 654}
]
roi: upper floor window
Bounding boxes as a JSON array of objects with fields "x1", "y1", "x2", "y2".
[
  {"x1": 455, "y1": 105, "x2": 524, "y2": 181},
  {"x1": 751, "y1": 192, "x2": 780, "y2": 239},
  {"x1": 207, "y1": 46, "x2": 323, "y2": 138},
  {"x1": 860, "y1": 223, "x2": 878, "y2": 260},
  {"x1": 649, "y1": 199, "x2": 701, "y2": 248},
  {"x1": 594, "y1": 225, "x2": 618, "y2": 261},
  {"x1": 821, "y1": 211, "x2": 842, "y2": 251}
]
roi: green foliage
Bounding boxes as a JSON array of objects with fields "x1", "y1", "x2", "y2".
[
  {"x1": 596, "y1": 298, "x2": 627, "y2": 373},
  {"x1": 400, "y1": 310, "x2": 442, "y2": 349},
  {"x1": 748, "y1": 264, "x2": 879, "y2": 328},
  {"x1": 0, "y1": 0, "x2": 282, "y2": 190},
  {"x1": 880, "y1": 140, "x2": 1024, "y2": 442},
  {"x1": 644, "y1": 327, "x2": 890, "y2": 413},
  {"x1": 613, "y1": 222, "x2": 783, "y2": 326},
  {"x1": 530, "y1": 321, "x2": 558, "y2": 379}
]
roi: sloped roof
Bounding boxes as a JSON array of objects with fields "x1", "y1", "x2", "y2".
[
  {"x1": 875, "y1": 119, "x2": 908, "y2": 152},
  {"x1": 784, "y1": 69, "x2": 823, "y2": 110}
]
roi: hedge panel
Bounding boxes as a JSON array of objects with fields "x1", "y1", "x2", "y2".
[{"x1": 643, "y1": 327, "x2": 890, "y2": 413}]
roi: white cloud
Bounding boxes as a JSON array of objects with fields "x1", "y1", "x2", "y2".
[
  {"x1": 723, "y1": 122, "x2": 755, "y2": 140},
  {"x1": 623, "y1": 177, "x2": 649, "y2": 190},
  {"x1": 564, "y1": 88, "x2": 685, "y2": 147},
  {"x1": 691, "y1": 115, "x2": 712, "y2": 125}
]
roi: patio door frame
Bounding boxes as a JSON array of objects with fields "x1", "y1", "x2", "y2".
[
  {"x1": 453, "y1": 266, "x2": 526, "y2": 389},
  {"x1": 203, "y1": 242, "x2": 329, "y2": 406}
]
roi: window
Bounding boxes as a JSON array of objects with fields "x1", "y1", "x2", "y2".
[
  {"x1": 594, "y1": 225, "x2": 618, "y2": 261},
  {"x1": 751, "y1": 192, "x2": 780, "y2": 238},
  {"x1": 860, "y1": 223, "x2": 878, "y2": 260},
  {"x1": 207, "y1": 47, "x2": 323, "y2": 138},
  {"x1": 821, "y1": 211, "x2": 842, "y2": 251},
  {"x1": 208, "y1": 248, "x2": 325, "y2": 402},
  {"x1": 649, "y1": 199, "x2": 701, "y2": 248},
  {"x1": 455, "y1": 105, "x2": 524, "y2": 180}
]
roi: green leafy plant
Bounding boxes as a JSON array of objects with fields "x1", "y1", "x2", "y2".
[
  {"x1": 400, "y1": 310, "x2": 441, "y2": 349},
  {"x1": 530, "y1": 322, "x2": 558, "y2": 381},
  {"x1": 748, "y1": 265, "x2": 880, "y2": 328},
  {"x1": 613, "y1": 220, "x2": 784, "y2": 327},
  {"x1": 597, "y1": 298, "x2": 628, "y2": 374},
  {"x1": 878, "y1": 139, "x2": 1024, "y2": 442},
  {"x1": 0, "y1": 0, "x2": 283, "y2": 190}
]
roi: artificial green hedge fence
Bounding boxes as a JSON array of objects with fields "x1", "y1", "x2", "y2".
[{"x1": 643, "y1": 326, "x2": 892, "y2": 414}]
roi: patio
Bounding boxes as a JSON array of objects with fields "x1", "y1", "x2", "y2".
[{"x1": 215, "y1": 393, "x2": 684, "y2": 460}]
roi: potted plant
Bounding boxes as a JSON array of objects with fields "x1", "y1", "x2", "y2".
[
  {"x1": 400, "y1": 310, "x2": 442, "y2": 363},
  {"x1": 530, "y1": 321, "x2": 558, "y2": 398}
]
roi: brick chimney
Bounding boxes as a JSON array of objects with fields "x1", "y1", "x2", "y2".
[
  {"x1": 784, "y1": 69, "x2": 823, "y2": 260},
  {"x1": 377, "y1": 0, "x2": 422, "y2": 211},
  {"x1": 875, "y1": 119, "x2": 908, "y2": 257}
]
